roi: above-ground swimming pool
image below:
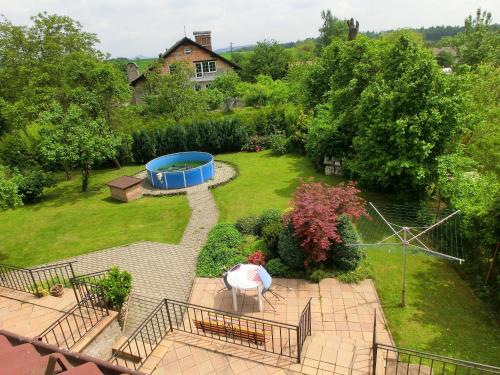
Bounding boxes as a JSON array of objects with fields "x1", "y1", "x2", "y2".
[{"x1": 145, "y1": 151, "x2": 215, "y2": 189}]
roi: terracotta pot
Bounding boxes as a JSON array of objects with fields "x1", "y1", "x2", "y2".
[{"x1": 49, "y1": 284, "x2": 64, "y2": 297}]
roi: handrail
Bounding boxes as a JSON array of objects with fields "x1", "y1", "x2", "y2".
[
  {"x1": 110, "y1": 296, "x2": 313, "y2": 370},
  {"x1": 38, "y1": 291, "x2": 109, "y2": 350},
  {"x1": 0, "y1": 261, "x2": 76, "y2": 296}
]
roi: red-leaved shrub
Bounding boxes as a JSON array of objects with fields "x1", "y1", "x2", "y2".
[
  {"x1": 247, "y1": 251, "x2": 266, "y2": 266},
  {"x1": 286, "y1": 181, "x2": 368, "y2": 265}
]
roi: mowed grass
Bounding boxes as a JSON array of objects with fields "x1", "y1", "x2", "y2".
[
  {"x1": 366, "y1": 247, "x2": 500, "y2": 366},
  {"x1": 0, "y1": 166, "x2": 190, "y2": 267},
  {"x1": 214, "y1": 151, "x2": 500, "y2": 365},
  {"x1": 213, "y1": 151, "x2": 342, "y2": 222}
]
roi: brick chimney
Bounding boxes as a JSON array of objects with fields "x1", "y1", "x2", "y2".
[{"x1": 193, "y1": 31, "x2": 212, "y2": 51}]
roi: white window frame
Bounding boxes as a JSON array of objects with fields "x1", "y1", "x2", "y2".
[
  {"x1": 194, "y1": 60, "x2": 217, "y2": 77},
  {"x1": 184, "y1": 47, "x2": 191, "y2": 55}
]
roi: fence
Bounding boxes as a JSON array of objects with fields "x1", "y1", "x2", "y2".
[
  {"x1": 37, "y1": 288, "x2": 109, "y2": 350},
  {"x1": 71, "y1": 269, "x2": 110, "y2": 303},
  {"x1": 372, "y1": 310, "x2": 500, "y2": 375},
  {"x1": 0, "y1": 262, "x2": 76, "y2": 296},
  {"x1": 110, "y1": 297, "x2": 313, "y2": 370}
]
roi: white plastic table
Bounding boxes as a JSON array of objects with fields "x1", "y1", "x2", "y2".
[{"x1": 226, "y1": 264, "x2": 263, "y2": 312}]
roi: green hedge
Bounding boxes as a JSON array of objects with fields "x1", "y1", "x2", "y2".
[
  {"x1": 131, "y1": 118, "x2": 248, "y2": 163},
  {"x1": 196, "y1": 223, "x2": 247, "y2": 277}
]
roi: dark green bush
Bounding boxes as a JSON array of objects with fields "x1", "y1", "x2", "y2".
[
  {"x1": 262, "y1": 221, "x2": 283, "y2": 258},
  {"x1": 235, "y1": 216, "x2": 260, "y2": 235},
  {"x1": 155, "y1": 124, "x2": 187, "y2": 155},
  {"x1": 259, "y1": 208, "x2": 282, "y2": 235},
  {"x1": 97, "y1": 266, "x2": 132, "y2": 310},
  {"x1": 266, "y1": 258, "x2": 304, "y2": 278},
  {"x1": 14, "y1": 169, "x2": 55, "y2": 204},
  {"x1": 278, "y1": 225, "x2": 305, "y2": 270},
  {"x1": 328, "y1": 215, "x2": 363, "y2": 271},
  {"x1": 131, "y1": 129, "x2": 157, "y2": 163}
]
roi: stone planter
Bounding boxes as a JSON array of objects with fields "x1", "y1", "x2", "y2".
[
  {"x1": 117, "y1": 294, "x2": 130, "y2": 329},
  {"x1": 49, "y1": 284, "x2": 64, "y2": 297}
]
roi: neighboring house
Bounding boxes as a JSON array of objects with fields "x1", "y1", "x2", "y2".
[{"x1": 127, "y1": 31, "x2": 239, "y2": 104}]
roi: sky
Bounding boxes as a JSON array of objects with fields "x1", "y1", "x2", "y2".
[{"x1": 1, "y1": 0, "x2": 499, "y2": 58}]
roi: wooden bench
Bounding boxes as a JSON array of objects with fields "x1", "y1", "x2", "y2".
[{"x1": 194, "y1": 319, "x2": 266, "y2": 346}]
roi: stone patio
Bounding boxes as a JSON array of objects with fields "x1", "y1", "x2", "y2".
[
  {"x1": 0, "y1": 286, "x2": 77, "y2": 338},
  {"x1": 147, "y1": 277, "x2": 393, "y2": 375}
]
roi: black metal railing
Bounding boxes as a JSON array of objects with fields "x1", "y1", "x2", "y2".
[
  {"x1": 371, "y1": 310, "x2": 500, "y2": 375},
  {"x1": 110, "y1": 297, "x2": 313, "y2": 370},
  {"x1": 71, "y1": 269, "x2": 110, "y2": 302},
  {"x1": 109, "y1": 298, "x2": 169, "y2": 370},
  {"x1": 0, "y1": 262, "x2": 76, "y2": 296},
  {"x1": 37, "y1": 288, "x2": 109, "y2": 350},
  {"x1": 297, "y1": 298, "x2": 312, "y2": 361}
]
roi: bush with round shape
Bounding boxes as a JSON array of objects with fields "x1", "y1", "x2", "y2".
[
  {"x1": 259, "y1": 208, "x2": 282, "y2": 234},
  {"x1": 328, "y1": 215, "x2": 363, "y2": 271},
  {"x1": 97, "y1": 266, "x2": 132, "y2": 311},
  {"x1": 269, "y1": 132, "x2": 289, "y2": 155},
  {"x1": 278, "y1": 225, "x2": 305, "y2": 270},
  {"x1": 262, "y1": 221, "x2": 283, "y2": 258},
  {"x1": 235, "y1": 216, "x2": 260, "y2": 235},
  {"x1": 207, "y1": 223, "x2": 244, "y2": 248}
]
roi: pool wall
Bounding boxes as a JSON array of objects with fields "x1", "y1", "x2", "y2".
[{"x1": 145, "y1": 151, "x2": 215, "y2": 189}]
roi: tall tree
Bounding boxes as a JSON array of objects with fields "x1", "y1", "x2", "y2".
[
  {"x1": 38, "y1": 52, "x2": 128, "y2": 191},
  {"x1": 454, "y1": 9, "x2": 499, "y2": 67},
  {"x1": 237, "y1": 40, "x2": 290, "y2": 82},
  {"x1": 144, "y1": 61, "x2": 205, "y2": 120},
  {"x1": 318, "y1": 10, "x2": 348, "y2": 48}
]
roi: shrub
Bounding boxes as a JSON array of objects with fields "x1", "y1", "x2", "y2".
[
  {"x1": 131, "y1": 129, "x2": 157, "y2": 163},
  {"x1": 262, "y1": 221, "x2": 283, "y2": 257},
  {"x1": 235, "y1": 216, "x2": 260, "y2": 235},
  {"x1": 269, "y1": 132, "x2": 289, "y2": 155},
  {"x1": 288, "y1": 181, "x2": 368, "y2": 265},
  {"x1": 278, "y1": 225, "x2": 305, "y2": 270},
  {"x1": 0, "y1": 166, "x2": 23, "y2": 211},
  {"x1": 309, "y1": 269, "x2": 327, "y2": 283},
  {"x1": 242, "y1": 135, "x2": 268, "y2": 152},
  {"x1": 14, "y1": 169, "x2": 55, "y2": 204},
  {"x1": 266, "y1": 258, "x2": 290, "y2": 277},
  {"x1": 207, "y1": 223, "x2": 244, "y2": 248},
  {"x1": 259, "y1": 208, "x2": 282, "y2": 234},
  {"x1": 328, "y1": 215, "x2": 363, "y2": 271},
  {"x1": 248, "y1": 251, "x2": 266, "y2": 266},
  {"x1": 97, "y1": 267, "x2": 132, "y2": 310},
  {"x1": 197, "y1": 223, "x2": 246, "y2": 277}
]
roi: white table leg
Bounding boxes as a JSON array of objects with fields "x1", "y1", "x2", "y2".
[
  {"x1": 232, "y1": 287, "x2": 238, "y2": 312},
  {"x1": 258, "y1": 285, "x2": 263, "y2": 312}
]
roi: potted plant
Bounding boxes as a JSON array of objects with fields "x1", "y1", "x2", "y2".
[
  {"x1": 96, "y1": 267, "x2": 132, "y2": 328},
  {"x1": 49, "y1": 284, "x2": 64, "y2": 297}
]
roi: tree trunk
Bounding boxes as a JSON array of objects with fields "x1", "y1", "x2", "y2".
[
  {"x1": 81, "y1": 162, "x2": 90, "y2": 192},
  {"x1": 113, "y1": 157, "x2": 121, "y2": 169},
  {"x1": 485, "y1": 242, "x2": 499, "y2": 285},
  {"x1": 64, "y1": 162, "x2": 72, "y2": 180}
]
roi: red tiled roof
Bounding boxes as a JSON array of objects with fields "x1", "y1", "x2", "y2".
[{"x1": 0, "y1": 330, "x2": 143, "y2": 375}]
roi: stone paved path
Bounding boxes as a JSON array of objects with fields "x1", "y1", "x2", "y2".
[{"x1": 43, "y1": 180, "x2": 221, "y2": 334}]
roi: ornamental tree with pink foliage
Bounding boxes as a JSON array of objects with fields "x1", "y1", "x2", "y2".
[{"x1": 286, "y1": 181, "x2": 368, "y2": 265}]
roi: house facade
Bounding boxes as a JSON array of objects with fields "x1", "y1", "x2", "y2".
[{"x1": 128, "y1": 31, "x2": 239, "y2": 104}]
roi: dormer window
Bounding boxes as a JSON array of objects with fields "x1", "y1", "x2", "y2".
[{"x1": 184, "y1": 48, "x2": 191, "y2": 55}]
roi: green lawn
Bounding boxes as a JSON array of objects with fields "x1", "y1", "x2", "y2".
[
  {"x1": 213, "y1": 151, "x2": 342, "y2": 222},
  {"x1": 0, "y1": 166, "x2": 190, "y2": 267},
  {"x1": 214, "y1": 151, "x2": 500, "y2": 365},
  {"x1": 367, "y1": 248, "x2": 500, "y2": 366}
]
